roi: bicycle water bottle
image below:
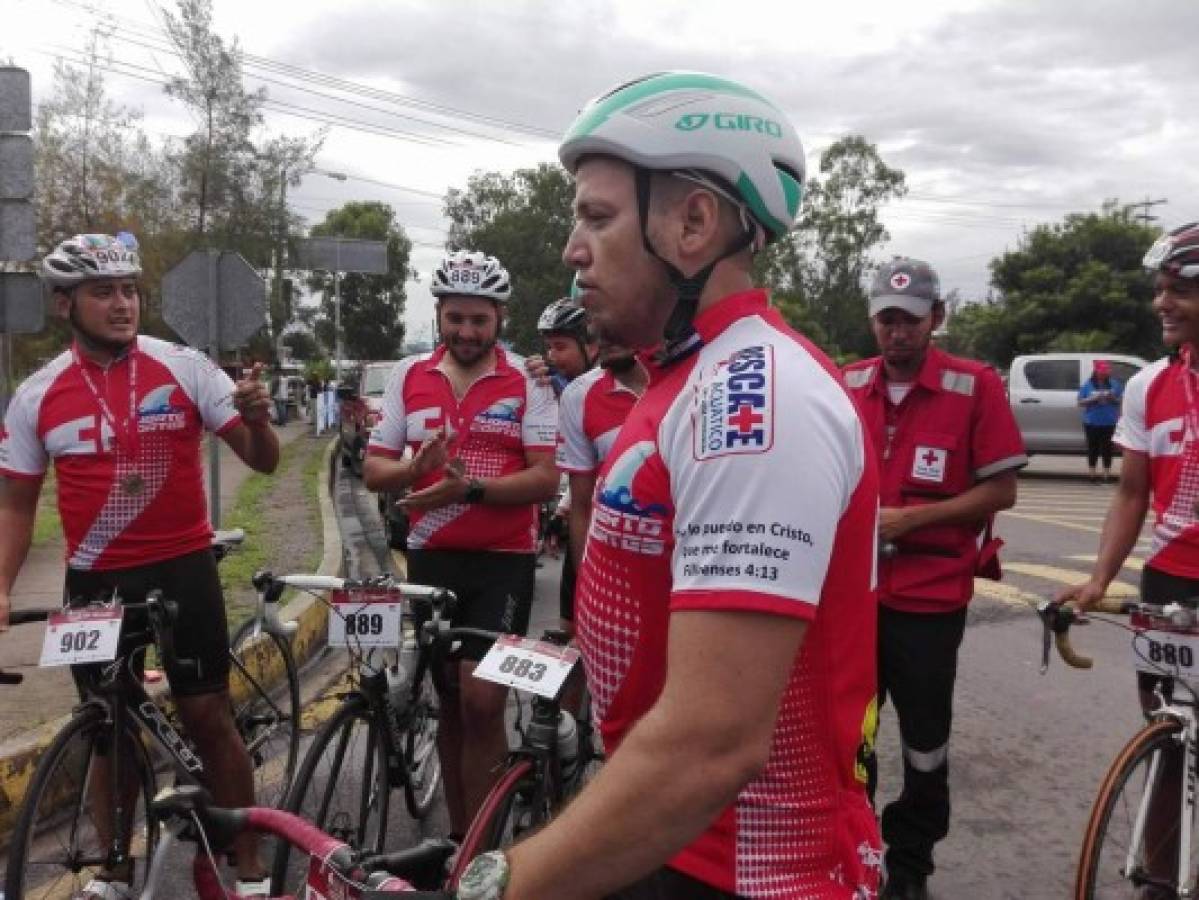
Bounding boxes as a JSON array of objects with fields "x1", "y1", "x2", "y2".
[
  {"x1": 385, "y1": 663, "x2": 409, "y2": 712},
  {"x1": 557, "y1": 710, "x2": 579, "y2": 780}
]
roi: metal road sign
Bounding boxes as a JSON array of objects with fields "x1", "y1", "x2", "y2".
[
  {"x1": 0, "y1": 135, "x2": 32, "y2": 199},
  {"x1": 0, "y1": 200, "x2": 35, "y2": 261},
  {"x1": 0, "y1": 68, "x2": 31, "y2": 132},
  {"x1": 162, "y1": 250, "x2": 267, "y2": 350},
  {"x1": 0, "y1": 272, "x2": 44, "y2": 333},
  {"x1": 294, "y1": 237, "x2": 388, "y2": 274}
]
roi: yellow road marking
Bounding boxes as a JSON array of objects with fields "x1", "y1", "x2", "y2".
[
  {"x1": 972, "y1": 578, "x2": 1044, "y2": 610},
  {"x1": 1000, "y1": 510, "x2": 1102, "y2": 534},
  {"x1": 1066, "y1": 554, "x2": 1145, "y2": 573},
  {"x1": 1002, "y1": 562, "x2": 1138, "y2": 596}
]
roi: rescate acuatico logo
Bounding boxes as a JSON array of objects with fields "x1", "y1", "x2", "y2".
[{"x1": 674, "y1": 112, "x2": 783, "y2": 137}]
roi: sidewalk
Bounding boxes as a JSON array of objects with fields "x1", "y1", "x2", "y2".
[
  {"x1": 1020, "y1": 452, "x2": 1124, "y2": 482},
  {"x1": 0, "y1": 419, "x2": 312, "y2": 737}
]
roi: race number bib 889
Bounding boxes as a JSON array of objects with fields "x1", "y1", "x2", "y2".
[
  {"x1": 473, "y1": 635, "x2": 580, "y2": 699},
  {"x1": 328, "y1": 589, "x2": 402, "y2": 649},
  {"x1": 40, "y1": 608, "x2": 124, "y2": 666}
]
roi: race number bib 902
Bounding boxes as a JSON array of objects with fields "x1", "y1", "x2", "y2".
[
  {"x1": 1131, "y1": 611, "x2": 1199, "y2": 684},
  {"x1": 328, "y1": 589, "x2": 402, "y2": 648},
  {"x1": 473, "y1": 635, "x2": 580, "y2": 699},
  {"x1": 40, "y1": 608, "x2": 124, "y2": 666}
]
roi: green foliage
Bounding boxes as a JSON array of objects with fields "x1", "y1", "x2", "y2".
[
  {"x1": 282, "y1": 331, "x2": 319, "y2": 361},
  {"x1": 443, "y1": 163, "x2": 575, "y2": 354},
  {"x1": 946, "y1": 205, "x2": 1161, "y2": 365},
  {"x1": 307, "y1": 202, "x2": 412, "y2": 361},
  {"x1": 756, "y1": 136, "x2": 906, "y2": 357}
]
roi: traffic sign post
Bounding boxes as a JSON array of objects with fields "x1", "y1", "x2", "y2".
[
  {"x1": 0, "y1": 66, "x2": 37, "y2": 418},
  {"x1": 294, "y1": 237, "x2": 388, "y2": 382},
  {"x1": 162, "y1": 249, "x2": 267, "y2": 527}
]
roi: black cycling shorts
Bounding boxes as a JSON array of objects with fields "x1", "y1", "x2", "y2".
[
  {"x1": 604, "y1": 866, "x2": 743, "y2": 899},
  {"x1": 65, "y1": 548, "x2": 231, "y2": 697},
  {"x1": 559, "y1": 546, "x2": 577, "y2": 623},
  {"x1": 406, "y1": 549, "x2": 535, "y2": 661},
  {"x1": 1137, "y1": 564, "x2": 1199, "y2": 708}
]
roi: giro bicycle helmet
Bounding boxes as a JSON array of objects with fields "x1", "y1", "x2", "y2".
[
  {"x1": 558, "y1": 72, "x2": 805, "y2": 355},
  {"x1": 1144, "y1": 222, "x2": 1199, "y2": 281},
  {"x1": 430, "y1": 250, "x2": 512, "y2": 302},
  {"x1": 537, "y1": 297, "x2": 590, "y2": 339},
  {"x1": 42, "y1": 232, "x2": 142, "y2": 289}
]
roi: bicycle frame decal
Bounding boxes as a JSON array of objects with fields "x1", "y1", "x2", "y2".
[{"x1": 136, "y1": 699, "x2": 204, "y2": 774}]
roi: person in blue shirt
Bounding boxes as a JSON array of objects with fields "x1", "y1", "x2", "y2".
[{"x1": 1078, "y1": 360, "x2": 1124, "y2": 483}]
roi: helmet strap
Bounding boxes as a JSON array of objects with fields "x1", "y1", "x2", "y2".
[{"x1": 634, "y1": 167, "x2": 756, "y2": 364}]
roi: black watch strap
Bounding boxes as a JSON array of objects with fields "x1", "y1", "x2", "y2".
[{"x1": 464, "y1": 478, "x2": 486, "y2": 504}]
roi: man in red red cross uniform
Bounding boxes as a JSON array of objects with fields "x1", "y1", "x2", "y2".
[{"x1": 843, "y1": 257, "x2": 1026, "y2": 900}]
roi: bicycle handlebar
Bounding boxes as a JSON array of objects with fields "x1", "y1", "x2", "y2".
[
  {"x1": 1037, "y1": 597, "x2": 1181, "y2": 672},
  {"x1": 252, "y1": 571, "x2": 451, "y2": 602}
]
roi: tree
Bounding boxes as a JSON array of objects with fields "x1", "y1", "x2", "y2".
[
  {"x1": 947, "y1": 204, "x2": 1161, "y2": 365},
  {"x1": 307, "y1": 202, "x2": 412, "y2": 362},
  {"x1": 756, "y1": 136, "x2": 906, "y2": 359},
  {"x1": 281, "y1": 330, "x2": 319, "y2": 362},
  {"x1": 443, "y1": 164, "x2": 575, "y2": 354}
]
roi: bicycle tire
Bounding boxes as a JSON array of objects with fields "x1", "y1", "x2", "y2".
[
  {"x1": 229, "y1": 618, "x2": 301, "y2": 810},
  {"x1": 402, "y1": 669, "x2": 441, "y2": 819},
  {"x1": 1076, "y1": 716, "x2": 1190, "y2": 899},
  {"x1": 270, "y1": 693, "x2": 391, "y2": 895},
  {"x1": 5, "y1": 704, "x2": 158, "y2": 900},
  {"x1": 447, "y1": 758, "x2": 540, "y2": 887}
]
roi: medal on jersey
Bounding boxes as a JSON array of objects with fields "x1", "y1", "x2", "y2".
[
  {"x1": 120, "y1": 472, "x2": 145, "y2": 496},
  {"x1": 72, "y1": 342, "x2": 142, "y2": 494}
]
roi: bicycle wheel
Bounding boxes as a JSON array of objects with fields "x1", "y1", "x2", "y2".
[
  {"x1": 448, "y1": 758, "x2": 542, "y2": 886},
  {"x1": 402, "y1": 669, "x2": 441, "y2": 819},
  {"x1": 229, "y1": 619, "x2": 300, "y2": 810},
  {"x1": 1076, "y1": 717, "x2": 1193, "y2": 899},
  {"x1": 270, "y1": 693, "x2": 391, "y2": 894},
  {"x1": 5, "y1": 705, "x2": 157, "y2": 900}
]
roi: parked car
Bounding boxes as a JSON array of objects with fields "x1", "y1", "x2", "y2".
[
  {"x1": 338, "y1": 361, "x2": 397, "y2": 475},
  {"x1": 1007, "y1": 352, "x2": 1149, "y2": 455}
]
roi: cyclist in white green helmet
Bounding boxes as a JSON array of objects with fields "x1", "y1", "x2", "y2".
[{"x1": 456, "y1": 72, "x2": 882, "y2": 900}]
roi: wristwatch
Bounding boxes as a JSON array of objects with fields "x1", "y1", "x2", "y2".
[
  {"x1": 464, "y1": 478, "x2": 486, "y2": 504},
  {"x1": 457, "y1": 850, "x2": 509, "y2": 899}
]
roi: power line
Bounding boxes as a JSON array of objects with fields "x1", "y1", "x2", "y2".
[{"x1": 1125, "y1": 197, "x2": 1167, "y2": 224}]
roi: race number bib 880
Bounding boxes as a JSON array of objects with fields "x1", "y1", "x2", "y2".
[
  {"x1": 473, "y1": 635, "x2": 579, "y2": 699},
  {"x1": 1131, "y1": 613, "x2": 1199, "y2": 685},
  {"x1": 40, "y1": 608, "x2": 124, "y2": 666},
  {"x1": 328, "y1": 589, "x2": 402, "y2": 648}
]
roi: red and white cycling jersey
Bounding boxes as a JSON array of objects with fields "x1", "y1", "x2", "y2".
[
  {"x1": 1115, "y1": 355, "x2": 1199, "y2": 577},
  {"x1": 555, "y1": 365, "x2": 640, "y2": 474},
  {"x1": 575, "y1": 290, "x2": 882, "y2": 899},
  {"x1": 0, "y1": 337, "x2": 239, "y2": 571},
  {"x1": 367, "y1": 345, "x2": 557, "y2": 552}
]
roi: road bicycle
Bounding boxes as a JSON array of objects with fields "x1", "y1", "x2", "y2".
[
  {"x1": 267, "y1": 572, "x2": 449, "y2": 895},
  {"x1": 440, "y1": 621, "x2": 604, "y2": 888},
  {"x1": 140, "y1": 783, "x2": 455, "y2": 898},
  {"x1": 1039, "y1": 596, "x2": 1199, "y2": 899},
  {"x1": 3, "y1": 530, "x2": 301, "y2": 900}
]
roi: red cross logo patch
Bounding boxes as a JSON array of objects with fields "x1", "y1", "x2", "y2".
[
  {"x1": 890, "y1": 271, "x2": 912, "y2": 291},
  {"x1": 911, "y1": 445, "x2": 947, "y2": 482}
]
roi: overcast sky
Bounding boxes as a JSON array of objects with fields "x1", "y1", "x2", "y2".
[{"x1": 5, "y1": 0, "x2": 1198, "y2": 344}]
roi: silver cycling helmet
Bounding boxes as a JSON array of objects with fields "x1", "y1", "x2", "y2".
[
  {"x1": 1144, "y1": 222, "x2": 1199, "y2": 281},
  {"x1": 431, "y1": 250, "x2": 512, "y2": 303},
  {"x1": 537, "y1": 297, "x2": 590, "y2": 338},
  {"x1": 42, "y1": 232, "x2": 142, "y2": 289}
]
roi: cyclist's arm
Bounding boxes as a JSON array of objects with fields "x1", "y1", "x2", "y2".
[
  {"x1": 567, "y1": 472, "x2": 596, "y2": 565},
  {"x1": 503, "y1": 608, "x2": 807, "y2": 899},
  {"x1": 880, "y1": 469, "x2": 1017, "y2": 541},
  {"x1": 0, "y1": 475, "x2": 43, "y2": 631},
  {"x1": 1072, "y1": 449, "x2": 1151, "y2": 597},
  {"x1": 220, "y1": 420, "x2": 280, "y2": 474},
  {"x1": 472, "y1": 449, "x2": 559, "y2": 505}
]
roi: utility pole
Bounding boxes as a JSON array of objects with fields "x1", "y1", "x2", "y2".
[{"x1": 1127, "y1": 197, "x2": 1168, "y2": 225}]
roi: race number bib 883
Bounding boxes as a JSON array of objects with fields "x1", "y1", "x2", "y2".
[
  {"x1": 328, "y1": 589, "x2": 402, "y2": 648},
  {"x1": 40, "y1": 608, "x2": 124, "y2": 666},
  {"x1": 473, "y1": 635, "x2": 579, "y2": 699}
]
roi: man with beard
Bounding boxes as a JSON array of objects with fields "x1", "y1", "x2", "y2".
[
  {"x1": 0, "y1": 232, "x2": 279, "y2": 897},
  {"x1": 363, "y1": 250, "x2": 558, "y2": 840},
  {"x1": 844, "y1": 257, "x2": 1025, "y2": 900}
]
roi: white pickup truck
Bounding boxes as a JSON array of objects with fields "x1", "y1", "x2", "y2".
[{"x1": 1007, "y1": 352, "x2": 1149, "y2": 455}]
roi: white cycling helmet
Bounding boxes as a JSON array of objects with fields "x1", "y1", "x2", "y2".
[
  {"x1": 42, "y1": 232, "x2": 142, "y2": 289},
  {"x1": 559, "y1": 71, "x2": 805, "y2": 242},
  {"x1": 431, "y1": 250, "x2": 512, "y2": 303}
]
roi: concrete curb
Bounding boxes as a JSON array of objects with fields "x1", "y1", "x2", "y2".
[{"x1": 0, "y1": 437, "x2": 343, "y2": 842}]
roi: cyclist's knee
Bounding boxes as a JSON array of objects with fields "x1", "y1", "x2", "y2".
[{"x1": 175, "y1": 691, "x2": 237, "y2": 738}]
